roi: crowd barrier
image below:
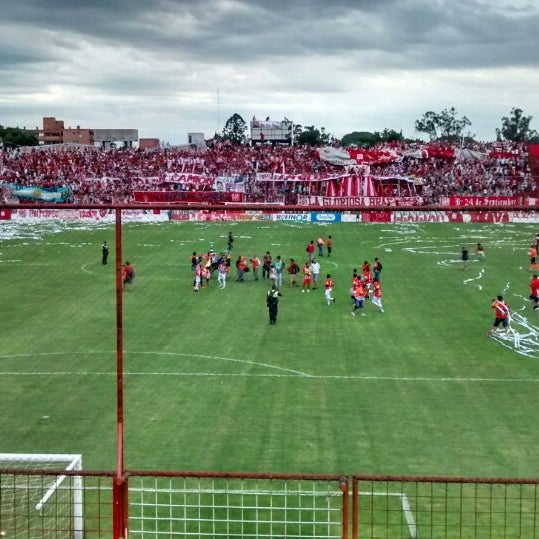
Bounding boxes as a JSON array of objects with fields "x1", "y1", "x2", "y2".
[{"x1": 2, "y1": 468, "x2": 539, "y2": 538}]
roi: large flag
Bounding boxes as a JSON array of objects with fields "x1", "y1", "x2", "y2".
[
  {"x1": 6, "y1": 185, "x2": 72, "y2": 202},
  {"x1": 528, "y1": 144, "x2": 539, "y2": 178},
  {"x1": 363, "y1": 176, "x2": 377, "y2": 196}
]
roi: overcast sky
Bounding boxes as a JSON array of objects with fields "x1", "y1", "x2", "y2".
[{"x1": 1, "y1": 0, "x2": 538, "y2": 144}]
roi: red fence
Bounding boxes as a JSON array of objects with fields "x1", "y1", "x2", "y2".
[{"x1": 2, "y1": 469, "x2": 539, "y2": 538}]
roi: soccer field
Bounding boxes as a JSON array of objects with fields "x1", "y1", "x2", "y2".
[{"x1": 1, "y1": 219, "x2": 539, "y2": 478}]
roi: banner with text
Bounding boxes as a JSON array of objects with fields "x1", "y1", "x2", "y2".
[
  {"x1": 297, "y1": 195, "x2": 426, "y2": 207},
  {"x1": 133, "y1": 191, "x2": 244, "y2": 203}
]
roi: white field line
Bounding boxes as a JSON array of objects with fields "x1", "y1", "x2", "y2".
[
  {"x1": 127, "y1": 486, "x2": 418, "y2": 539},
  {"x1": 399, "y1": 493, "x2": 418, "y2": 539},
  {"x1": 2, "y1": 351, "x2": 539, "y2": 381},
  {"x1": 3, "y1": 370, "x2": 539, "y2": 383}
]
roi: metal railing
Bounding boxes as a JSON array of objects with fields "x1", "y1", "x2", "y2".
[{"x1": 2, "y1": 469, "x2": 539, "y2": 538}]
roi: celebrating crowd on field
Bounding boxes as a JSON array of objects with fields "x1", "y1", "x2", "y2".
[
  {"x1": 0, "y1": 139, "x2": 535, "y2": 204},
  {"x1": 188, "y1": 232, "x2": 384, "y2": 324}
]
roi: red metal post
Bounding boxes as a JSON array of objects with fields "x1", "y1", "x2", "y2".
[
  {"x1": 113, "y1": 208, "x2": 128, "y2": 538},
  {"x1": 112, "y1": 478, "x2": 129, "y2": 538},
  {"x1": 352, "y1": 478, "x2": 358, "y2": 539},
  {"x1": 340, "y1": 477, "x2": 349, "y2": 539}
]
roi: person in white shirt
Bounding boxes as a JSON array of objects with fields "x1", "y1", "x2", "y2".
[
  {"x1": 311, "y1": 258, "x2": 321, "y2": 289},
  {"x1": 217, "y1": 261, "x2": 228, "y2": 289}
]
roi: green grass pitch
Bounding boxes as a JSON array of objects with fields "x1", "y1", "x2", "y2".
[{"x1": 1, "y1": 219, "x2": 539, "y2": 478}]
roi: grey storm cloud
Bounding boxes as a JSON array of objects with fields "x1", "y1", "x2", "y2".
[
  {"x1": 1, "y1": 0, "x2": 538, "y2": 141},
  {"x1": 2, "y1": 0, "x2": 538, "y2": 68}
]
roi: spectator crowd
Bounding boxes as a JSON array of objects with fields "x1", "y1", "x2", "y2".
[{"x1": 0, "y1": 139, "x2": 535, "y2": 204}]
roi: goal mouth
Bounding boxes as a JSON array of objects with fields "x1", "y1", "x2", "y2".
[{"x1": 0, "y1": 453, "x2": 83, "y2": 539}]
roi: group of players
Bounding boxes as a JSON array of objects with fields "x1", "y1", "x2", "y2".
[
  {"x1": 189, "y1": 233, "x2": 387, "y2": 323},
  {"x1": 349, "y1": 260, "x2": 384, "y2": 317}
]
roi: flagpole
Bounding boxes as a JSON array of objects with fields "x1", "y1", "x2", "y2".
[{"x1": 217, "y1": 88, "x2": 220, "y2": 134}]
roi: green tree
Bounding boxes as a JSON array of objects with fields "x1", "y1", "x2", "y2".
[
  {"x1": 340, "y1": 131, "x2": 379, "y2": 148},
  {"x1": 221, "y1": 113, "x2": 248, "y2": 145},
  {"x1": 377, "y1": 128, "x2": 405, "y2": 143},
  {"x1": 0, "y1": 125, "x2": 38, "y2": 147},
  {"x1": 414, "y1": 107, "x2": 471, "y2": 141},
  {"x1": 496, "y1": 108, "x2": 538, "y2": 142},
  {"x1": 341, "y1": 128, "x2": 406, "y2": 148},
  {"x1": 296, "y1": 125, "x2": 332, "y2": 146}
]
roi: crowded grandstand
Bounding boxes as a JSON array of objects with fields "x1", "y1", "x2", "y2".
[{"x1": 0, "y1": 139, "x2": 536, "y2": 206}]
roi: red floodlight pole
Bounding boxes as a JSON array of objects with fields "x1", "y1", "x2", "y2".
[{"x1": 112, "y1": 208, "x2": 128, "y2": 539}]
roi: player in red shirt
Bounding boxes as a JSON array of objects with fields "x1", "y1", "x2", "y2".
[
  {"x1": 488, "y1": 295, "x2": 510, "y2": 336},
  {"x1": 306, "y1": 240, "x2": 315, "y2": 262},
  {"x1": 262, "y1": 251, "x2": 272, "y2": 279},
  {"x1": 529, "y1": 246, "x2": 539, "y2": 271},
  {"x1": 530, "y1": 274, "x2": 539, "y2": 310},
  {"x1": 287, "y1": 258, "x2": 300, "y2": 287},
  {"x1": 351, "y1": 280, "x2": 367, "y2": 316},
  {"x1": 302, "y1": 262, "x2": 312, "y2": 293},
  {"x1": 362, "y1": 268, "x2": 373, "y2": 299},
  {"x1": 372, "y1": 281, "x2": 384, "y2": 313},
  {"x1": 201, "y1": 264, "x2": 211, "y2": 287},
  {"x1": 250, "y1": 255, "x2": 260, "y2": 281},
  {"x1": 324, "y1": 274, "x2": 335, "y2": 305},
  {"x1": 122, "y1": 261, "x2": 135, "y2": 291},
  {"x1": 350, "y1": 269, "x2": 360, "y2": 304}
]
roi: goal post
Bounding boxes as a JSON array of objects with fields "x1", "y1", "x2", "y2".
[{"x1": 0, "y1": 453, "x2": 83, "y2": 539}]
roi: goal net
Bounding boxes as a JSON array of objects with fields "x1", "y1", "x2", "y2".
[
  {"x1": 127, "y1": 476, "x2": 343, "y2": 538},
  {"x1": 0, "y1": 453, "x2": 83, "y2": 539}
]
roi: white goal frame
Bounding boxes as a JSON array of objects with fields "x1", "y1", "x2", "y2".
[{"x1": 0, "y1": 453, "x2": 83, "y2": 539}]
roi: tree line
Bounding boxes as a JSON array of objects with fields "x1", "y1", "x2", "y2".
[
  {"x1": 0, "y1": 125, "x2": 38, "y2": 148},
  {"x1": 1, "y1": 107, "x2": 537, "y2": 149},
  {"x1": 218, "y1": 107, "x2": 539, "y2": 148}
]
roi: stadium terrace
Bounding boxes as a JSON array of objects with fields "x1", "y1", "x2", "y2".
[{"x1": 0, "y1": 139, "x2": 537, "y2": 206}]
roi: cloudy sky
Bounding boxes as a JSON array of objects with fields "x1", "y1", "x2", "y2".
[{"x1": 1, "y1": 0, "x2": 538, "y2": 144}]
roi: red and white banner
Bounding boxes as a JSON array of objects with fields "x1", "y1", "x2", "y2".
[
  {"x1": 10, "y1": 209, "x2": 168, "y2": 222},
  {"x1": 133, "y1": 191, "x2": 244, "y2": 203},
  {"x1": 324, "y1": 176, "x2": 376, "y2": 197},
  {"x1": 298, "y1": 195, "x2": 426, "y2": 207},
  {"x1": 440, "y1": 196, "x2": 528, "y2": 207},
  {"x1": 318, "y1": 145, "x2": 524, "y2": 165},
  {"x1": 170, "y1": 210, "x2": 268, "y2": 222}
]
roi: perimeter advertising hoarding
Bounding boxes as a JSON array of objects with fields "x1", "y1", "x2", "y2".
[
  {"x1": 4, "y1": 208, "x2": 539, "y2": 224},
  {"x1": 310, "y1": 212, "x2": 341, "y2": 223},
  {"x1": 10, "y1": 209, "x2": 168, "y2": 222},
  {"x1": 272, "y1": 213, "x2": 311, "y2": 222}
]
